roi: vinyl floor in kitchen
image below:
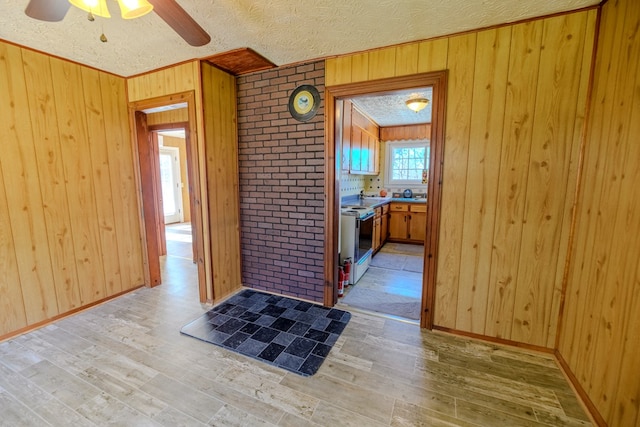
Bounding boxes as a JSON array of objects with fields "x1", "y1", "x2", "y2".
[{"x1": 0, "y1": 251, "x2": 592, "y2": 426}]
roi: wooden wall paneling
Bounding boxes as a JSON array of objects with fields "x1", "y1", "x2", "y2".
[
  {"x1": 551, "y1": 10, "x2": 597, "y2": 351},
  {"x1": 572, "y1": 1, "x2": 628, "y2": 381},
  {"x1": 368, "y1": 47, "x2": 396, "y2": 80},
  {"x1": 81, "y1": 66, "x2": 123, "y2": 296},
  {"x1": 559, "y1": 8, "x2": 620, "y2": 371},
  {"x1": 588, "y1": 0, "x2": 640, "y2": 419},
  {"x1": 100, "y1": 73, "x2": 145, "y2": 289},
  {"x1": 558, "y1": 2, "x2": 640, "y2": 424},
  {"x1": 100, "y1": 73, "x2": 144, "y2": 290},
  {"x1": 609, "y1": 19, "x2": 640, "y2": 426},
  {"x1": 350, "y1": 53, "x2": 369, "y2": 83},
  {"x1": 417, "y1": 38, "x2": 449, "y2": 73},
  {"x1": 146, "y1": 108, "x2": 189, "y2": 126},
  {"x1": 612, "y1": 268, "x2": 640, "y2": 427},
  {"x1": 433, "y1": 33, "x2": 476, "y2": 329},
  {"x1": 162, "y1": 66, "x2": 177, "y2": 95},
  {"x1": 149, "y1": 70, "x2": 166, "y2": 98},
  {"x1": 456, "y1": 27, "x2": 511, "y2": 335},
  {"x1": 175, "y1": 62, "x2": 197, "y2": 93},
  {"x1": 395, "y1": 44, "x2": 419, "y2": 76},
  {"x1": 553, "y1": 9, "x2": 598, "y2": 358},
  {"x1": 511, "y1": 13, "x2": 591, "y2": 347},
  {"x1": 0, "y1": 160, "x2": 27, "y2": 335},
  {"x1": 201, "y1": 63, "x2": 242, "y2": 301},
  {"x1": 0, "y1": 43, "x2": 59, "y2": 323},
  {"x1": 127, "y1": 61, "x2": 198, "y2": 102},
  {"x1": 20, "y1": 49, "x2": 82, "y2": 314},
  {"x1": 50, "y1": 58, "x2": 107, "y2": 305},
  {"x1": 325, "y1": 55, "x2": 352, "y2": 86},
  {"x1": 483, "y1": 21, "x2": 543, "y2": 341}
]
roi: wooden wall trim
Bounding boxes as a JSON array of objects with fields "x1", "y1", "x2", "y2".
[
  {"x1": 325, "y1": 71, "x2": 448, "y2": 330},
  {"x1": 555, "y1": 350, "x2": 607, "y2": 426},
  {"x1": 432, "y1": 325, "x2": 554, "y2": 354},
  {"x1": 0, "y1": 285, "x2": 145, "y2": 344},
  {"x1": 134, "y1": 111, "x2": 162, "y2": 287},
  {"x1": 324, "y1": 90, "x2": 340, "y2": 306},
  {"x1": 128, "y1": 91, "x2": 209, "y2": 301}
]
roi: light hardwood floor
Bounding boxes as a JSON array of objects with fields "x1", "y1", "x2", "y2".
[
  {"x1": 339, "y1": 243, "x2": 424, "y2": 321},
  {"x1": 0, "y1": 253, "x2": 591, "y2": 426}
]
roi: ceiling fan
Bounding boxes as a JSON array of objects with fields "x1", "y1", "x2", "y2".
[{"x1": 24, "y1": 0, "x2": 211, "y2": 47}]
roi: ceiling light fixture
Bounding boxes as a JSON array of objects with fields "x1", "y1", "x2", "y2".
[
  {"x1": 405, "y1": 97, "x2": 429, "y2": 113},
  {"x1": 68, "y1": 0, "x2": 153, "y2": 20}
]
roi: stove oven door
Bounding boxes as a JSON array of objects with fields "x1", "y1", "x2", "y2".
[{"x1": 355, "y1": 213, "x2": 374, "y2": 263}]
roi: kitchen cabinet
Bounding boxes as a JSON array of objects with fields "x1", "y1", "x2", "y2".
[
  {"x1": 408, "y1": 204, "x2": 426, "y2": 242},
  {"x1": 372, "y1": 203, "x2": 390, "y2": 253},
  {"x1": 380, "y1": 203, "x2": 389, "y2": 246},
  {"x1": 341, "y1": 100, "x2": 380, "y2": 175},
  {"x1": 389, "y1": 202, "x2": 426, "y2": 243},
  {"x1": 340, "y1": 100, "x2": 352, "y2": 172},
  {"x1": 373, "y1": 207, "x2": 382, "y2": 252}
]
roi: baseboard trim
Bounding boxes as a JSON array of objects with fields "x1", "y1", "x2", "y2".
[
  {"x1": 432, "y1": 325, "x2": 554, "y2": 354},
  {"x1": 555, "y1": 350, "x2": 607, "y2": 426},
  {"x1": 0, "y1": 284, "x2": 145, "y2": 344}
]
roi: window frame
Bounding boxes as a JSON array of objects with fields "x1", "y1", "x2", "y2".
[{"x1": 384, "y1": 139, "x2": 430, "y2": 188}]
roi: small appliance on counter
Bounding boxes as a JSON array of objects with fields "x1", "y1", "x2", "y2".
[{"x1": 391, "y1": 190, "x2": 427, "y2": 199}]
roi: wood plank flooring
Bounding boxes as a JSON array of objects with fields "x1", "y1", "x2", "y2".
[
  {"x1": 340, "y1": 243, "x2": 424, "y2": 320},
  {"x1": 0, "y1": 253, "x2": 591, "y2": 426}
]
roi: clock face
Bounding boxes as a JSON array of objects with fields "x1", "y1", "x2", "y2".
[
  {"x1": 288, "y1": 85, "x2": 320, "y2": 122},
  {"x1": 293, "y1": 91, "x2": 313, "y2": 115}
]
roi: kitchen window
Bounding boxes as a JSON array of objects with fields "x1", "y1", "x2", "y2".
[{"x1": 384, "y1": 140, "x2": 430, "y2": 187}]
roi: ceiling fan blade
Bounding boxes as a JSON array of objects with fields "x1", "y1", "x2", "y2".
[
  {"x1": 148, "y1": 0, "x2": 211, "y2": 47},
  {"x1": 25, "y1": 0, "x2": 71, "y2": 22}
]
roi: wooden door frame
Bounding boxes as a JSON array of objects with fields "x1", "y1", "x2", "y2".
[
  {"x1": 150, "y1": 123, "x2": 196, "y2": 262},
  {"x1": 129, "y1": 91, "x2": 207, "y2": 302},
  {"x1": 324, "y1": 71, "x2": 448, "y2": 329}
]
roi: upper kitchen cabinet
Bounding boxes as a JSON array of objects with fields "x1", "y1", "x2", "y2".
[{"x1": 340, "y1": 100, "x2": 380, "y2": 175}]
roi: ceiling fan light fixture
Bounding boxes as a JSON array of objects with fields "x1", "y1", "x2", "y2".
[
  {"x1": 116, "y1": 0, "x2": 153, "y2": 19},
  {"x1": 405, "y1": 97, "x2": 429, "y2": 113},
  {"x1": 68, "y1": 0, "x2": 110, "y2": 18}
]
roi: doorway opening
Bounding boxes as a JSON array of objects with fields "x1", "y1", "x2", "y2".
[
  {"x1": 130, "y1": 92, "x2": 208, "y2": 302},
  {"x1": 324, "y1": 71, "x2": 447, "y2": 329},
  {"x1": 155, "y1": 129, "x2": 194, "y2": 263}
]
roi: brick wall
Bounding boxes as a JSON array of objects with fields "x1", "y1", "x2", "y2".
[{"x1": 237, "y1": 61, "x2": 325, "y2": 302}]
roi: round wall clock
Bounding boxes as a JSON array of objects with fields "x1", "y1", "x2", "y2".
[{"x1": 288, "y1": 84, "x2": 320, "y2": 122}]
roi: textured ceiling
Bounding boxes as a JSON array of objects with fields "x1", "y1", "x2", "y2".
[
  {"x1": 353, "y1": 88, "x2": 432, "y2": 127},
  {"x1": 0, "y1": 0, "x2": 598, "y2": 77}
]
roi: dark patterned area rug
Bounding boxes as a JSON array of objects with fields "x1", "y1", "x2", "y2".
[{"x1": 180, "y1": 290, "x2": 351, "y2": 376}]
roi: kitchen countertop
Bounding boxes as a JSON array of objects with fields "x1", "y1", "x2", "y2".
[{"x1": 343, "y1": 196, "x2": 426, "y2": 209}]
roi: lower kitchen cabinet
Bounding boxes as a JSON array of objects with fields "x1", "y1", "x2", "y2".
[
  {"x1": 372, "y1": 203, "x2": 390, "y2": 252},
  {"x1": 380, "y1": 203, "x2": 389, "y2": 245},
  {"x1": 388, "y1": 202, "x2": 426, "y2": 243}
]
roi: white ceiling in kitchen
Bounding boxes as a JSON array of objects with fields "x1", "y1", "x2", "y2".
[{"x1": 352, "y1": 88, "x2": 432, "y2": 127}]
